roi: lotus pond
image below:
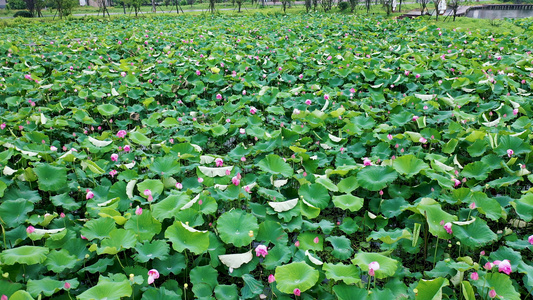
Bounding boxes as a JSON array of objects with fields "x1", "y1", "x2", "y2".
[{"x1": 0, "y1": 13, "x2": 533, "y2": 300}]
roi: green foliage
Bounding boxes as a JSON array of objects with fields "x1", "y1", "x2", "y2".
[{"x1": 0, "y1": 11, "x2": 532, "y2": 300}]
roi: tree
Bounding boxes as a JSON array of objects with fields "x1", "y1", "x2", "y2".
[
  {"x1": 321, "y1": 0, "x2": 333, "y2": 11},
  {"x1": 365, "y1": 0, "x2": 371, "y2": 14},
  {"x1": 48, "y1": 0, "x2": 76, "y2": 18},
  {"x1": 236, "y1": 0, "x2": 243, "y2": 11},
  {"x1": 281, "y1": 0, "x2": 291, "y2": 12},
  {"x1": 348, "y1": 0, "x2": 357, "y2": 12},
  {"x1": 448, "y1": 0, "x2": 459, "y2": 20},
  {"x1": 305, "y1": 0, "x2": 312, "y2": 12},
  {"x1": 381, "y1": 0, "x2": 392, "y2": 15},
  {"x1": 208, "y1": 0, "x2": 214, "y2": 13},
  {"x1": 419, "y1": 0, "x2": 429, "y2": 15}
]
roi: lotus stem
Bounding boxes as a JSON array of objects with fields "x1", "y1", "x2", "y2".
[{"x1": 433, "y1": 237, "x2": 439, "y2": 269}]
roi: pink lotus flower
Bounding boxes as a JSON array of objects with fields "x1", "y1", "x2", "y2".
[
  {"x1": 215, "y1": 158, "x2": 223, "y2": 167},
  {"x1": 419, "y1": 137, "x2": 427, "y2": 143},
  {"x1": 244, "y1": 186, "x2": 251, "y2": 193},
  {"x1": 484, "y1": 262, "x2": 494, "y2": 270},
  {"x1": 529, "y1": 235, "x2": 533, "y2": 245},
  {"x1": 26, "y1": 226, "x2": 35, "y2": 234},
  {"x1": 216, "y1": 94, "x2": 222, "y2": 100},
  {"x1": 86, "y1": 189, "x2": 94, "y2": 199},
  {"x1": 293, "y1": 109, "x2": 301, "y2": 114},
  {"x1": 196, "y1": 70, "x2": 201, "y2": 75},
  {"x1": 496, "y1": 259, "x2": 512, "y2": 275},
  {"x1": 299, "y1": 74, "x2": 303, "y2": 80},
  {"x1": 513, "y1": 108, "x2": 519, "y2": 115},
  {"x1": 64, "y1": 282, "x2": 71, "y2": 289},
  {"x1": 489, "y1": 289, "x2": 497, "y2": 298},
  {"x1": 415, "y1": 74, "x2": 420, "y2": 79},
  {"x1": 109, "y1": 170, "x2": 117, "y2": 178},
  {"x1": 255, "y1": 245, "x2": 268, "y2": 257},
  {"x1": 313, "y1": 236, "x2": 319, "y2": 244},
  {"x1": 293, "y1": 288, "x2": 301, "y2": 296},
  {"x1": 1, "y1": 295, "x2": 6, "y2": 300},
  {"x1": 0, "y1": 123, "x2": 5, "y2": 130},
  {"x1": 50, "y1": 146, "x2": 57, "y2": 151},
  {"x1": 249, "y1": 107, "x2": 257, "y2": 115},
  {"x1": 241, "y1": 156, "x2": 246, "y2": 162},
  {"x1": 412, "y1": 115, "x2": 419, "y2": 121},
  {"x1": 111, "y1": 153, "x2": 118, "y2": 162},
  {"x1": 470, "y1": 272, "x2": 479, "y2": 281},
  {"x1": 454, "y1": 179, "x2": 461, "y2": 187},
  {"x1": 368, "y1": 261, "x2": 380, "y2": 276},
  {"x1": 232, "y1": 176, "x2": 240, "y2": 186},
  {"x1": 135, "y1": 206, "x2": 142, "y2": 215},
  {"x1": 144, "y1": 189, "x2": 153, "y2": 202},
  {"x1": 147, "y1": 269, "x2": 160, "y2": 284},
  {"x1": 124, "y1": 145, "x2": 131, "y2": 152},
  {"x1": 470, "y1": 202, "x2": 476, "y2": 209},
  {"x1": 176, "y1": 182, "x2": 183, "y2": 189},
  {"x1": 116, "y1": 130, "x2": 127, "y2": 138},
  {"x1": 305, "y1": 99, "x2": 312, "y2": 105},
  {"x1": 198, "y1": 177, "x2": 204, "y2": 183},
  {"x1": 404, "y1": 71, "x2": 410, "y2": 76},
  {"x1": 363, "y1": 158, "x2": 372, "y2": 166},
  {"x1": 324, "y1": 94, "x2": 330, "y2": 100},
  {"x1": 295, "y1": 241, "x2": 300, "y2": 247},
  {"x1": 387, "y1": 134, "x2": 393, "y2": 140},
  {"x1": 239, "y1": 128, "x2": 246, "y2": 134},
  {"x1": 268, "y1": 274, "x2": 275, "y2": 283},
  {"x1": 444, "y1": 222, "x2": 453, "y2": 234},
  {"x1": 507, "y1": 149, "x2": 514, "y2": 157}
]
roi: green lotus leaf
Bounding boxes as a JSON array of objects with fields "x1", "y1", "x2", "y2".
[
  {"x1": 414, "y1": 198, "x2": 457, "y2": 239},
  {"x1": 217, "y1": 209, "x2": 258, "y2": 247},
  {"x1": 256, "y1": 220, "x2": 288, "y2": 245},
  {"x1": 453, "y1": 218, "x2": 498, "y2": 249},
  {"x1": 214, "y1": 284, "x2": 238, "y2": 300},
  {"x1": 257, "y1": 154, "x2": 294, "y2": 177},
  {"x1": 297, "y1": 232, "x2": 323, "y2": 251},
  {"x1": 415, "y1": 277, "x2": 449, "y2": 300},
  {"x1": 262, "y1": 245, "x2": 292, "y2": 270},
  {"x1": 33, "y1": 164, "x2": 67, "y2": 192},
  {"x1": 124, "y1": 210, "x2": 162, "y2": 242},
  {"x1": 134, "y1": 240, "x2": 170, "y2": 263},
  {"x1": 0, "y1": 246, "x2": 49, "y2": 265},
  {"x1": 97, "y1": 103, "x2": 120, "y2": 116},
  {"x1": 0, "y1": 198, "x2": 34, "y2": 227},
  {"x1": 165, "y1": 221, "x2": 209, "y2": 255},
  {"x1": 315, "y1": 177, "x2": 339, "y2": 192},
  {"x1": 469, "y1": 192, "x2": 502, "y2": 221},
  {"x1": 129, "y1": 131, "x2": 151, "y2": 146},
  {"x1": 123, "y1": 74, "x2": 139, "y2": 85},
  {"x1": 511, "y1": 193, "x2": 533, "y2": 222},
  {"x1": 352, "y1": 252, "x2": 398, "y2": 279},
  {"x1": 275, "y1": 262, "x2": 319, "y2": 294},
  {"x1": 141, "y1": 287, "x2": 181, "y2": 300},
  {"x1": 494, "y1": 135, "x2": 531, "y2": 157},
  {"x1": 137, "y1": 179, "x2": 164, "y2": 199},
  {"x1": 323, "y1": 263, "x2": 361, "y2": 285},
  {"x1": 27, "y1": 277, "x2": 70, "y2": 297},
  {"x1": 51, "y1": 192, "x2": 81, "y2": 211},
  {"x1": 473, "y1": 273, "x2": 520, "y2": 300},
  {"x1": 98, "y1": 229, "x2": 137, "y2": 255},
  {"x1": 298, "y1": 183, "x2": 330, "y2": 209},
  {"x1": 461, "y1": 161, "x2": 491, "y2": 180},
  {"x1": 337, "y1": 176, "x2": 359, "y2": 193},
  {"x1": 241, "y1": 274, "x2": 264, "y2": 299},
  {"x1": 81, "y1": 217, "x2": 116, "y2": 241},
  {"x1": 326, "y1": 235, "x2": 354, "y2": 260},
  {"x1": 393, "y1": 155, "x2": 429, "y2": 178},
  {"x1": 333, "y1": 285, "x2": 368, "y2": 300},
  {"x1": 153, "y1": 253, "x2": 186, "y2": 276},
  {"x1": 7, "y1": 291, "x2": 34, "y2": 300},
  {"x1": 77, "y1": 279, "x2": 132, "y2": 300},
  {"x1": 149, "y1": 156, "x2": 181, "y2": 176},
  {"x1": 357, "y1": 166, "x2": 398, "y2": 191},
  {"x1": 367, "y1": 228, "x2": 412, "y2": 245},
  {"x1": 190, "y1": 265, "x2": 218, "y2": 291},
  {"x1": 332, "y1": 194, "x2": 364, "y2": 212},
  {"x1": 44, "y1": 249, "x2": 78, "y2": 273},
  {"x1": 152, "y1": 194, "x2": 190, "y2": 221}
]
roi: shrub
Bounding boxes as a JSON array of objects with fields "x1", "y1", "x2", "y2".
[
  {"x1": 338, "y1": 1, "x2": 348, "y2": 10},
  {"x1": 13, "y1": 10, "x2": 33, "y2": 17}
]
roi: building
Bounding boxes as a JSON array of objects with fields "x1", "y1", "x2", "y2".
[
  {"x1": 80, "y1": 0, "x2": 112, "y2": 7},
  {"x1": 0, "y1": 0, "x2": 7, "y2": 9}
]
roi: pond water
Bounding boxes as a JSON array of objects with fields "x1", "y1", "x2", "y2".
[{"x1": 466, "y1": 8, "x2": 533, "y2": 19}]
